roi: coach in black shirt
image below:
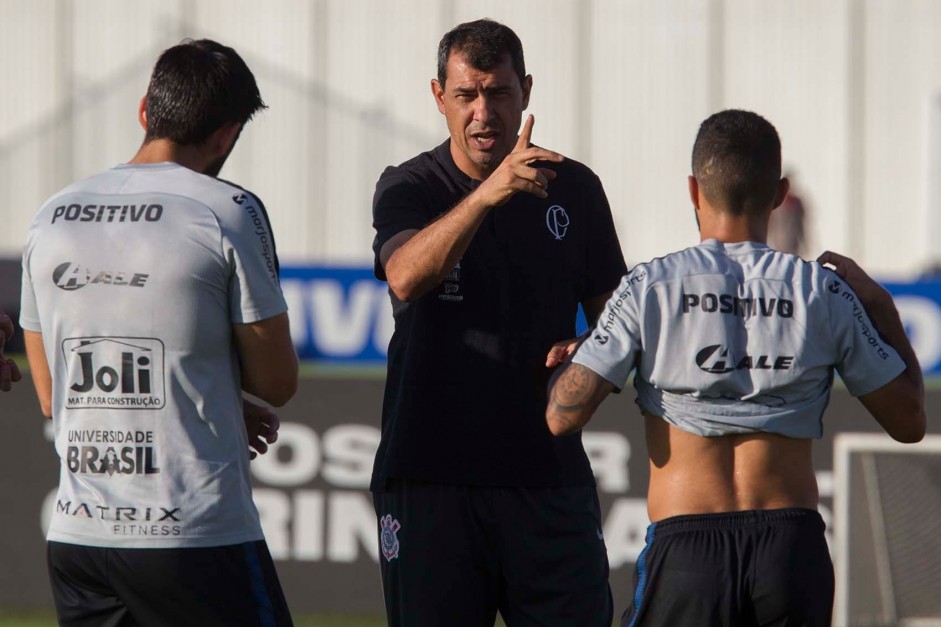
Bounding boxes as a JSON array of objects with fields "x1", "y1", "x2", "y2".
[{"x1": 371, "y1": 19, "x2": 626, "y2": 626}]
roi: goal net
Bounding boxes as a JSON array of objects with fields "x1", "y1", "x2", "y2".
[{"x1": 834, "y1": 433, "x2": 941, "y2": 627}]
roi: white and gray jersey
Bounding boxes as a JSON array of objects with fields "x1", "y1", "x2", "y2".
[
  {"x1": 20, "y1": 162, "x2": 287, "y2": 548},
  {"x1": 573, "y1": 239, "x2": 906, "y2": 439}
]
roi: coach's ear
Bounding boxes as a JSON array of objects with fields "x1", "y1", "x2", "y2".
[
  {"x1": 431, "y1": 78, "x2": 446, "y2": 115},
  {"x1": 137, "y1": 96, "x2": 148, "y2": 131}
]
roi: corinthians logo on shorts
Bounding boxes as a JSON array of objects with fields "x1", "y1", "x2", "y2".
[
  {"x1": 379, "y1": 514, "x2": 401, "y2": 561},
  {"x1": 53, "y1": 262, "x2": 149, "y2": 291},
  {"x1": 62, "y1": 337, "x2": 165, "y2": 410}
]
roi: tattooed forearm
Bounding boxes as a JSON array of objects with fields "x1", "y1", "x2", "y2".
[{"x1": 546, "y1": 363, "x2": 613, "y2": 435}]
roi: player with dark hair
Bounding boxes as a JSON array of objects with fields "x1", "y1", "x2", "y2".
[
  {"x1": 21, "y1": 39, "x2": 297, "y2": 627},
  {"x1": 0, "y1": 309, "x2": 22, "y2": 391},
  {"x1": 547, "y1": 109, "x2": 925, "y2": 626},
  {"x1": 371, "y1": 17, "x2": 626, "y2": 627}
]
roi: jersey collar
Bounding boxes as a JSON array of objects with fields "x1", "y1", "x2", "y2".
[{"x1": 434, "y1": 139, "x2": 481, "y2": 191}]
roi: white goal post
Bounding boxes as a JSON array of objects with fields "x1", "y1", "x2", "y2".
[{"x1": 834, "y1": 433, "x2": 941, "y2": 627}]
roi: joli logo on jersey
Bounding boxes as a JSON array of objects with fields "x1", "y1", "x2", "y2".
[{"x1": 62, "y1": 337, "x2": 165, "y2": 410}]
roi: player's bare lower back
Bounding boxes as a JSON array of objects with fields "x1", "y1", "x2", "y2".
[{"x1": 643, "y1": 412, "x2": 819, "y2": 522}]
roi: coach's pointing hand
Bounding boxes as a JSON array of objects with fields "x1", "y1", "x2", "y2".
[{"x1": 477, "y1": 114, "x2": 563, "y2": 207}]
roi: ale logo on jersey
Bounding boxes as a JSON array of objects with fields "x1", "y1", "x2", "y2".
[
  {"x1": 62, "y1": 337, "x2": 165, "y2": 410},
  {"x1": 53, "y1": 262, "x2": 149, "y2": 291},
  {"x1": 695, "y1": 344, "x2": 794, "y2": 374}
]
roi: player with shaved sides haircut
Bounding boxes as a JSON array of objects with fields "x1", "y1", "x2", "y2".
[{"x1": 547, "y1": 109, "x2": 925, "y2": 626}]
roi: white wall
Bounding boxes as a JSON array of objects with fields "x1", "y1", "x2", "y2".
[{"x1": 2, "y1": 0, "x2": 940, "y2": 277}]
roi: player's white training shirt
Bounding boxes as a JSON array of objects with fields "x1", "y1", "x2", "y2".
[
  {"x1": 573, "y1": 239, "x2": 906, "y2": 438},
  {"x1": 20, "y1": 162, "x2": 287, "y2": 548}
]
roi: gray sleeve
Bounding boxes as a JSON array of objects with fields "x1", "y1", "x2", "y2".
[
  {"x1": 18, "y1": 226, "x2": 41, "y2": 332},
  {"x1": 219, "y1": 193, "x2": 288, "y2": 324},
  {"x1": 572, "y1": 269, "x2": 643, "y2": 389},
  {"x1": 824, "y1": 273, "x2": 906, "y2": 396}
]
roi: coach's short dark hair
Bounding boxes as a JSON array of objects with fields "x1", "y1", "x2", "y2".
[
  {"x1": 144, "y1": 39, "x2": 266, "y2": 145},
  {"x1": 437, "y1": 19, "x2": 526, "y2": 88},
  {"x1": 692, "y1": 110, "x2": 782, "y2": 215}
]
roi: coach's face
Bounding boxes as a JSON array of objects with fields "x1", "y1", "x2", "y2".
[{"x1": 432, "y1": 51, "x2": 532, "y2": 180}]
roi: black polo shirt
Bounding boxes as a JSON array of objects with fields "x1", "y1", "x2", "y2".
[{"x1": 371, "y1": 139, "x2": 626, "y2": 489}]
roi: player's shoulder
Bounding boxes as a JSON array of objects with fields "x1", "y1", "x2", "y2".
[
  {"x1": 37, "y1": 167, "x2": 121, "y2": 208},
  {"x1": 212, "y1": 176, "x2": 265, "y2": 209},
  {"x1": 613, "y1": 244, "x2": 735, "y2": 298},
  {"x1": 808, "y1": 261, "x2": 851, "y2": 301},
  {"x1": 636, "y1": 244, "x2": 711, "y2": 281},
  {"x1": 30, "y1": 167, "x2": 128, "y2": 226}
]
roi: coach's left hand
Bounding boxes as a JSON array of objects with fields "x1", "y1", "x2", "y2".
[{"x1": 545, "y1": 336, "x2": 586, "y2": 368}]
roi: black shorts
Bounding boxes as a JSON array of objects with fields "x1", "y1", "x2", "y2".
[
  {"x1": 621, "y1": 508, "x2": 834, "y2": 627},
  {"x1": 47, "y1": 540, "x2": 293, "y2": 627},
  {"x1": 372, "y1": 480, "x2": 612, "y2": 627}
]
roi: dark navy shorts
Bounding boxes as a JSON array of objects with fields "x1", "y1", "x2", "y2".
[
  {"x1": 47, "y1": 540, "x2": 293, "y2": 627},
  {"x1": 621, "y1": 508, "x2": 834, "y2": 627},
  {"x1": 373, "y1": 480, "x2": 613, "y2": 627}
]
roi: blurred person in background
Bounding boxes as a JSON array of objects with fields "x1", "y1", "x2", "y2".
[
  {"x1": 370, "y1": 18, "x2": 626, "y2": 627},
  {"x1": 546, "y1": 109, "x2": 925, "y2": 627},
  {"x1": 20, "y1": 39, "x2": 297, "y2": 627},
  {"x1": 1, "y1": 308, "x2": 22, "y2": 390}
]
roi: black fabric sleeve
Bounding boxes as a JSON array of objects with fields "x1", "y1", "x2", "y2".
[
  {"x1": 583, "y1": 171, "x2": 627, "y2": 299},
  {"x1": 371, "y1": 167, "x2": 431, "y2": 281}
]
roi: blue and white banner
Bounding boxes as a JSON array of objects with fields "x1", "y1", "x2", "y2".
[
  {"x1": 282, "y1": 266, "x2": 941, "y2": 375},
  {"x1": 884, "y1": 279, "x2": 941, "y2": 375},
  {"x1": 281, "y1": 266, "x2": 392, "y2": 364}
]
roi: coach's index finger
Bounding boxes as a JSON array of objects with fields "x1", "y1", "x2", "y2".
[
  {"x1": 514, "y1": 114, "x2": 564, "y2": 163},
  {"x1": 515, "y1": 113, "x2": 536, "y2": 152}
]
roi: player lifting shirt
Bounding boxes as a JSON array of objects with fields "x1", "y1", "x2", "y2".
[{"x1": 547, "y1": 109, "x2": 926, "y2": 627}]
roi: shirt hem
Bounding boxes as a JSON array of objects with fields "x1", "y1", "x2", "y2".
[{"x1": 46, "y1": 528, "x2": 264, "y2": 549}]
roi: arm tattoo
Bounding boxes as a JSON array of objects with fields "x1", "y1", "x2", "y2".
[
  {"x1": 554, "y1": 364, "x2": 596, "y2": 411},
  {"x1": 547, "y1": 363, "x2": 608, "y2": 434}
]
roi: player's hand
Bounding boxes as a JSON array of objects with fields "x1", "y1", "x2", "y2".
[
  {"x1": 476, "y1": 114, "x2": 564, "y2": 207},
  {"x1": 0, "y1": 310, "x2": 22, "y2": 392},
  {"x1": 817, "y1": 250, "x2": 893, "y2": 310},
  {"x1": 244, "y1": 398, "x2": 281, "y2": 460},
  {"x1": 546, "y1": 336, "x2": 583, "y2": 368},
  {"x1": 0, "y1": 358, "x2": 21, "y2": 392}
]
